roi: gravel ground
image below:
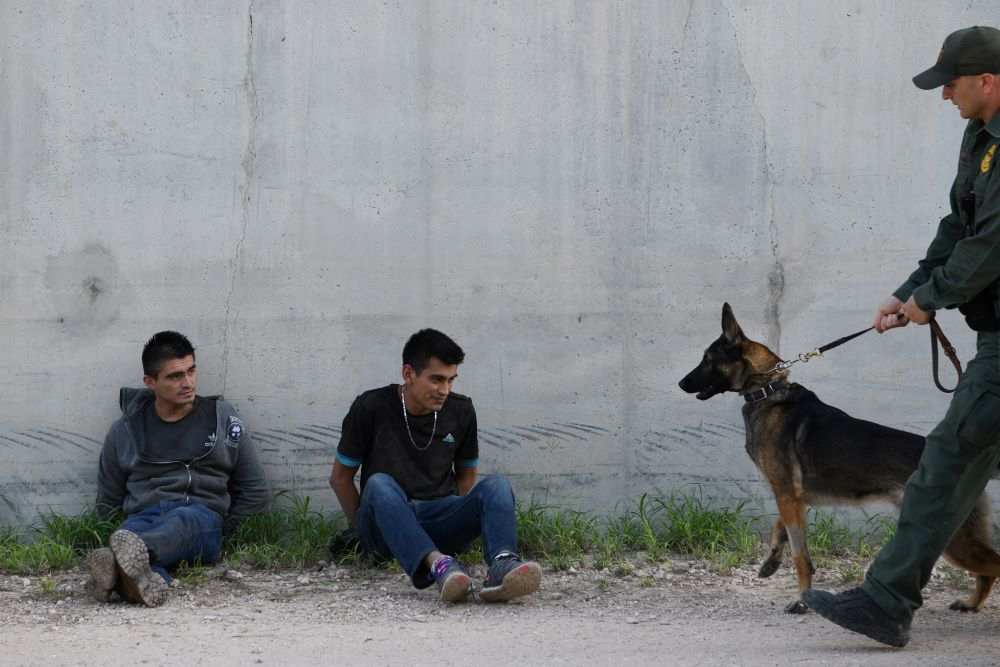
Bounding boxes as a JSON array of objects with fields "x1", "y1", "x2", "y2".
[{"x1": 1, "y1": 555, "x2": 999, "y2": 666}]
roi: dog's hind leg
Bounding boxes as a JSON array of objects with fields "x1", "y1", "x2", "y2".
[
  {"x1": 942, "y1": 497, "x2": 1000, "y2": 612},
  {"x1": 774, "y1": 494, "x2": 814, "y2": 614},
  {"x1": 758, "y1": 517, "x2": 787, "y2": 578},
  {"x1": 952, "y1": 575, "x2": 998, "y2": 612}
]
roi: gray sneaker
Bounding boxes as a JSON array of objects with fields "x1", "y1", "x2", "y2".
[
  {"x1": 109, "y1": 530, "x2": 169, "y2": 607},
  {"x1": 432, "y1": 556, "x2": 473, "y2": 603},
  {"x1": 480, "y1": 554, "x2": 541, "y2": 603},
  {"x1": 84, "y1": 547, "x2": 118, "y2": 602}
]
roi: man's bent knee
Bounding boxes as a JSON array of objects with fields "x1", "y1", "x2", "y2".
[
  {"x1": 363, "y1": 473, "x2": 407, "y2": 502},
  {"x1": 474, "y1": 475, "x2": 515, "y2": 505}
]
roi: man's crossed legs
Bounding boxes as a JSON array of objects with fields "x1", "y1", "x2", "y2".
[{"x1": 87, "y1": 500, "x2": 223, "y2": 606}]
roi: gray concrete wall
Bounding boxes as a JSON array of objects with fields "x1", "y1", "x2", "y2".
[{"x1": 2, "y1": 1, "x2": 997, "y2": 525}]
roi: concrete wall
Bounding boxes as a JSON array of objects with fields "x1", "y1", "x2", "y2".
[{"x1": 2, "y1": 1, "x2": 997, "y2": 525}]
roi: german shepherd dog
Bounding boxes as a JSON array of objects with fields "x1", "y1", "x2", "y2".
[{"x1": 679, "y1": 303, "x2": 1000, "y2": 614}]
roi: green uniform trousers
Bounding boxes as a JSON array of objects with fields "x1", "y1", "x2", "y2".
[{"x1": 862, "y1": 331, "x2": 1000, "y2": 626}]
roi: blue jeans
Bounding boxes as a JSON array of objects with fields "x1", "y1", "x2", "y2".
[
  {"x1": 118, "y1": 500, "x2": 224, "y2": 583},
  {"x1": 356, "y1": 474, "x2": 519, "y2": 589}
]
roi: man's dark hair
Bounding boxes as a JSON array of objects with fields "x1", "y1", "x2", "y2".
[
  {"x1": 142, "y1": 331, "x2": 196, "y2": 377},
  {"x1": 402, "y1": 329, "x2": 465, "y2": 373}
]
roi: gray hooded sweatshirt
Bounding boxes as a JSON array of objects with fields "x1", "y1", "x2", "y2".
[{"x1": 97, "y1": 388, "x2": 269, "y2": 521}]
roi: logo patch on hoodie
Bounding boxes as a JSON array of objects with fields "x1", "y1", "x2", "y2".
[{"x1": 226, "y1": 416, "x2": 245, "y2": 448}]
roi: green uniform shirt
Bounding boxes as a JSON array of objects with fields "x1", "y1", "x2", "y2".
[
  {"x1": 893, "y1": 114, "x2": 1000, "y2": 391},
  {"x1": 894, "y1": 115, "x2": 1000, "y2": 311}
]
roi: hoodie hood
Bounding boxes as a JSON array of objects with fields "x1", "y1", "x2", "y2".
[{"x1": 119, "y1": 387, "x2": 154, "y2": 419}]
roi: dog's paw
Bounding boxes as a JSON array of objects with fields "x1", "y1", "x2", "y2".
[
  {"x1": 783, "y1": 599, "x2": 809, "y2": 614},
  {"x1": 758, "y1": 558, "x2": 780, "y2": 578},
  {"x1": 949, "y1": 599, "x2": 980, "y2": 613}
]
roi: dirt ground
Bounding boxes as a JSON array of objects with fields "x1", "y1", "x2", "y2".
[{"x1": 1, "y1": 555, "x2": 999, "y2": 666}]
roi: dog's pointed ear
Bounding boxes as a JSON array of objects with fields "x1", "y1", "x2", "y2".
[{"x1": 721, "y1": 303, "x2": 744, "y2": 346}]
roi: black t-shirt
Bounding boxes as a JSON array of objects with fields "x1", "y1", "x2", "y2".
[
  {"x1": 139, "y1": 398, "x2": 218, "y2": 462},
  {"x1": 336, "y1": 384, "x2": 478, "y2": 500}
]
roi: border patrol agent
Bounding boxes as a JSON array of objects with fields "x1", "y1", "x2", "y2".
[{"x1": 804, "y1": 26, "x2": 1000, "y2": 647}]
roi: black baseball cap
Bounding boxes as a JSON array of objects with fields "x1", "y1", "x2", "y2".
[{"x1": 913, "y1": 26, "x2": 1000, "y2": 90}]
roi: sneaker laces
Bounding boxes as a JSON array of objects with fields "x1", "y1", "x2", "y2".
[{"x1": 432, "y1": 555, "x2": 456, "y2": 580}]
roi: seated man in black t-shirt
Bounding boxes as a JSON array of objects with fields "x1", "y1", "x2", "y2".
[{"x1": 329, "y1": 328, "x2": 541, "y2": 603}]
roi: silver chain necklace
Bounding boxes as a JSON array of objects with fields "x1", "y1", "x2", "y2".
[{"x1": 400, "y1": 386, "x2": 437, "y2": 451}]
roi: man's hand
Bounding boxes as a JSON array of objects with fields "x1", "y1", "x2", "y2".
[
  {"x1": 900, "y1": 295, "x2": 933, "y2": 325},
  {"x1": 329, "y1": 527, "x2": 362, "y2": 557},
  {"x1": 873, "y1": 296, "x2": 909, "y2": 333}
]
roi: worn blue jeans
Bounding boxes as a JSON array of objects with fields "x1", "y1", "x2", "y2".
[
  {"x1": 356, "y1": 473, "x2": 518, "y2": 589},
  {"x1": 118, "y1": 499, "x2": 223, "y2": 583}
]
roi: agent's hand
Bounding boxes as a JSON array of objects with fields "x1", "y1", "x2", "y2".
[
  {"x1": 873, "y1": 296, "x2": 909, "y2": 332},
  {"x1": 900, "y1": 295, "x2": 933, "y2": 325}
]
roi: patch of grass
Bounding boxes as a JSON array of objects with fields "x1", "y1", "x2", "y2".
[
  {"x1": 516, "y1": 490, "x2": 763, "y2": 574},
  {"x1": 0, "y1": 506, "x2": 124, "y2": 575},
  {"x1": 835, "y1": 560, "x2": 865, "y2": 583},
  {"x1": 174, "y1": 559, "x2": 211, "y2": 586},
  {"x1": 614, "y1": 559, "x2": 634, "y2": 576},
  {"x1": 0, "y1": 526, "x2": 77, "y2": 575},
  {"x1": 806, "y1": 509, "x2": 895, "y2": 562},
  {"x1": 37, "y1": 507, "x2": 122, "y2": 556},
  {"x1": 516, "y1": 500, "x2": 596, "y2": 569},
  {"x1": 224, "y1": 491, "x2": 339, "y2": 568},
  {"x1": 657, "y1": 490, "x2": 763, "y2": 570}
]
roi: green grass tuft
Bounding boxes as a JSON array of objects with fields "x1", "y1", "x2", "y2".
[{"x1": 224, "y1": 491, "x2": 341, "y2": 568}]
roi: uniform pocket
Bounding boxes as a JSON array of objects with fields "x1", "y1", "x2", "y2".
[{"x1": 954, "y1": 383, "x2": 1000, "y2": 447}]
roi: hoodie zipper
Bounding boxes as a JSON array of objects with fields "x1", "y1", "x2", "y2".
[{"x1": 124, "y1": 403, "x2": 216, "y2": 500}]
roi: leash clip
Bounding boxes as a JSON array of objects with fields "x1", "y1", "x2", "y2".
[{"x1": 799, "y1": 348, "x2": 822, "y2": 363}]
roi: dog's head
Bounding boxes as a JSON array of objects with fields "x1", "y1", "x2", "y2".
[{"x1": 678, "y1": 303, "x2": 784, "y2": 400}]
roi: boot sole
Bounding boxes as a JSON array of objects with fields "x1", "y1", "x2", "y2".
[
  {"x1": 109, "y1": 530, "x2": 169, "y2": 607},
  {"x1": 84, "y1": 547, "x2": 118, "y2": 602},
  {"x1": 480, "y1": 561, "x2": 542, "y2": 603}
]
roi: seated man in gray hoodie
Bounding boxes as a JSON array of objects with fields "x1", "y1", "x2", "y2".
[{"x1": 86, "y1": 331, "x2": 269, "y2": 606}]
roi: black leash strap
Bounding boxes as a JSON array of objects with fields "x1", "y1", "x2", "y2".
[
  {"x1": 929, "y1": 319, "x2": 962, "y2": 393},
  {"x1": 767, "y1": 321, "x2": 961, "y2": 394},
  {"x1": 816, "y1": 326, "x2": 873, "y2": 354}
]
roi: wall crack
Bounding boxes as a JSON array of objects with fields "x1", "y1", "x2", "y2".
[
  {"x1": 222, "y1": 0, "x2": 259, "y2": 392},
  {"x1": 722, "y1": 0, "x2": 783, "y2": 351}
]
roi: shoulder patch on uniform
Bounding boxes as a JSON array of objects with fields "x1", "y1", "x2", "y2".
[
  {"x1": 225, "y1": 416, "x2": 245, "y2": 448},
  {"x1": 982, "y1": 144, "x2": 997, "y2": 173}
]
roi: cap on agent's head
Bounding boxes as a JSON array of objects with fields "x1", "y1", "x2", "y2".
[{"x1": 913, "y1": 26, "x2": 1000, "y2": 90}]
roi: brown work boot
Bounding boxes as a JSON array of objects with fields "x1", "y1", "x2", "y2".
[
  {"x1": 109, "y1": 530, "x2": 169, "y2": 607},
  {"x1": 84, "y1": 547, "x2": 118, "y2": 602}
]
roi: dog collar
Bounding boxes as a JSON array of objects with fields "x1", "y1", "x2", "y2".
[{"x1": 742, "y1": 379, "x2": 789, "y2": 403}]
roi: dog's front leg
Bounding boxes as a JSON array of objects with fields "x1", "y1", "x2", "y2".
[
  {"x1": 774, "y1": 494, "x2": 812, "y2": 614},
  {"x1": 758, "y1": 517, "x2": 787, "y2": 578}
]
